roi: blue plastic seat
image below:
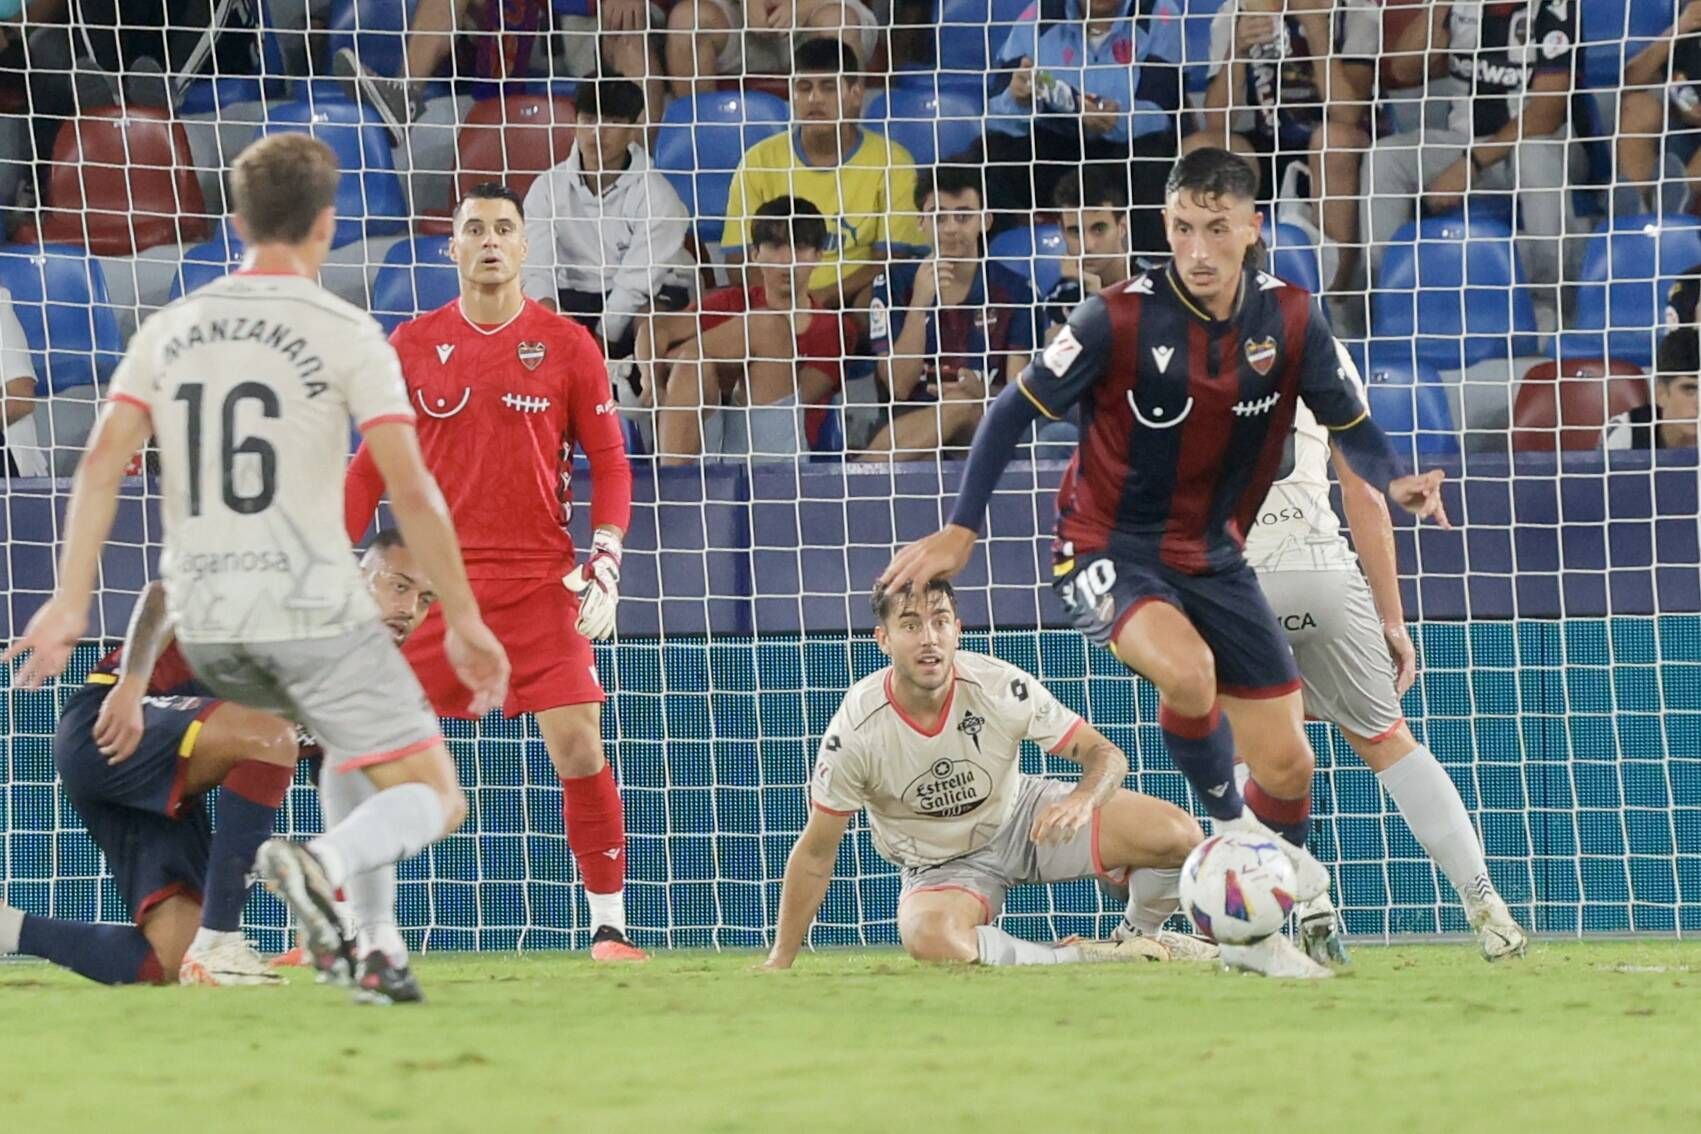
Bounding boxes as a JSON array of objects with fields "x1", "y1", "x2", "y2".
[
  {"x1": 256, "y1": 100, "x2": 408, "y2": 247},
  {"x1": 371, "y1": 236, "x2": 459, "y2": 333},
  {"x1": 170, "y1": 221, "x2": 246, "y2": 301},
  {"x1": 177, "y1": 7, "x2": 288, "y2": 114},
  {"x1": 1362, "y1": 357, "x2": 1461, "y2": 458},
  {"x1": 1372, "y1": 215, "x2": 1540, "y2": 368},
  {"x1": 1267, "y1": 221, "x2": 1320, "y2": 293},
  {"x1": 654, "y1": 91, "x2": 789, "y2": 246},
  {"x1": 987, "y1": 224, "x2": 1066, "y2": 297},
  {"x1": 1580, "y1": 0, "x2": 1680, "y2": 89},
  {"x1": 863, "y1": 87, "x2": 984, "y2": 168},
  {"x1": 1560, "y1": 213, "x2": 1701, "y2": 366},
  {"x1": 1183, "y1": 0, "x2": 1229, "y2": 93},
  {"x1": 325, "y1": 0, "x2": 413, "y2": 80},
  {"x1": 0, "y1": 244, "x2": 124, "y2": 392}
]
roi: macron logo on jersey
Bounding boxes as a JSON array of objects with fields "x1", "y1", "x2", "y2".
[
  {"x1": 436, "y1": 343, "x2": 454, "y2": 363},
  {"x1": 1151, "y1": 345, "x2": 1174, "y2": 374}
]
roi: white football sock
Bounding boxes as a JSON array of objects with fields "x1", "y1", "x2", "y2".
[
  {"x1": 1123, "y1": 867, "x2": 1183, "y2": 936},
  {"x1": 1376, "y1": 744, "x2": 1492, "y2": 902},
  {"x1": 321, "y1": 767, "x2": 406, "y2": 964},
  {"x1": 974, "y1": 925, "x2": 1084, "y2": 966},
  {"x1": 189, "y1": 926, "x2": 241, "y2": 953},
  {"x1": 0, "y1": 903, "x2": 22, "y2": 954},
  {"x1": 586, "y1": 890, "x2": 626, "y2": 936},
  {"x1": 309, "y1": 782, "x2": 445, "y2": 888}
]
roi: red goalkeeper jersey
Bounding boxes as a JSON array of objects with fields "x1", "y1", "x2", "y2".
[{"x1": 345, "y1": 297, "x2": 633, "y2": 580}]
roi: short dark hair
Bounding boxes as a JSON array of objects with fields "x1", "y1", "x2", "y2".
[
  {"x1": 367, "y1": 529, "x2": 407, "y2": 554},
  {"x1": 750, "y1": 196, "x2": 829, "y2": 252},
  {"x1": 1052, "y1": 165, "x2": 1128, "y2": 212},
  {"x1": 871, "y1": 578, "x2": 958, "y2": 622},
  {"x1": 1657, "y1": 326, "x2": 1700, "y2": 383},
  {"x1": 575, "y1": 79, "x2": 645, "y2": 124},
  {"x1": 793, "y1": 35, "x2": 862, "y2": 78},
  {"x1": 916, "y1": 164, "x2": 986, "y2": 212},
  {"x1": 1164, "y1": 147, "x2": 1259, "y2": 207},
  {"x1": 455, "y1": 181, "x2": 525, "y2": 223},
  {"x1": 231, "y1": 133, "x2": 340, "y2": 244}
]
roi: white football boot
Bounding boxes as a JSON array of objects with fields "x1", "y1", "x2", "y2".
[
  {"x1": 179, "y1": 931, "x2": 284, "y2": 986},
  {"x1": 1217, "y1": 809, "x2": 1332, "y2": 902},
  {"x1": 1219, "y1": 933, "x2": 1334, "y2": 979},
  {"x1": 1295, "y1": 891, "x2": 1352, "y2": 967},
  {"x1": 1464, "y1": 881, "x2": 1528, "y2": 961},
  {"x1": 1072, "y1": 935, "x2": 1172, "y2": 962}
]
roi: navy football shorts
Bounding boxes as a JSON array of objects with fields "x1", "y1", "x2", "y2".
[
  {"x1": 54, "y1": 681, "x2": 221, "y2": 923},
  {"x1": 1053, "y1": 552, "x2": 1301, "y2": 698}
]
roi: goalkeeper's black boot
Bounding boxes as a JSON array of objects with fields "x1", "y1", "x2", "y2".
[{"x1": 354, "y1": 950, "x2": 425, "y2": 1005}]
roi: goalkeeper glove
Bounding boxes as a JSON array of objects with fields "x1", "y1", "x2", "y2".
[{"x1": 563, "y1": 529, "x2": 622, "y2": 640}]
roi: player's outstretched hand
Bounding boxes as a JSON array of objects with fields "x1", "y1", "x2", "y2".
[
  {"x1": 1384, "y1": 623, "x2": 1417, "y2": 695},
  {"x1": 879, "y1": 525, "x2": 977, "y2": 599},
  {"x1": 444, "y1": 616, "x2": 511, "y2": 717},
  {"x1": 2, "y1": 596, "x2": 87, "y2": 689},
  {"x1": 1389, "y1": 469, "x2": 1452, "y2": 529},
  {"x1": 1030, "y1": 790, "x2": 1095, "y2": 846},
  {"x1": 94, "y1": 682, "x2": 146, "y2": 764}
]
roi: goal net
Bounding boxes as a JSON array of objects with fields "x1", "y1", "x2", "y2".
[{"x1": 0, "y1": 1, "x2": 1697, "y2": 954}]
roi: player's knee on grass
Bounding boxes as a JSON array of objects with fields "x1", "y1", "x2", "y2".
[
  {"x1": 140, "y1": 894, "x2": 201, "y2": 976},
  {"x1": 900, "y1": 907, "x2": 980, "y2": 964}
]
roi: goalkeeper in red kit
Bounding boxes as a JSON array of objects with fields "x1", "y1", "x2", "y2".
[{"x1": 345, "y1": 182, "x2": 644, "y2": 961}]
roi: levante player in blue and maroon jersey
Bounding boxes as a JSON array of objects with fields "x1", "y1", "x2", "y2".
[{"x1": 883, "y1": 148, "x2": 1450, "y2": 969}]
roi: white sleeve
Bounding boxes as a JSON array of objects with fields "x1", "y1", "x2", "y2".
[
  {"x1": 986, "y1": 660, "x2": 1084, "y2": 753},
  {"x1": 1206, "y1": 6, "x2": 1233, "y2": 76},
  {"x1": 1601, "y1": 412, "x2": 1632, "y2": 451},
  {"x1": 603, "y1": 174, "x2": 692, "y2": 344},
  {"x1": 1338, "y1": 0, "x2": 1381, "y2": 61},
  {"x1": 343, "y1": 320, "x2": 414, "y2": 430},
  {"x1": 0, "y1": 288, "x2": 35, "y2": 386},
  {"x1": 520, "y1": 174, "x2": 561, "y2": 303},
  {"x1": 810, "y1": 709, "x2": 868, "y2": 816}
]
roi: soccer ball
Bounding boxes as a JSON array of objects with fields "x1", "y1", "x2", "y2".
[{"x1": 1179, "y1": 831, "x2": 1297, "y2": 945}]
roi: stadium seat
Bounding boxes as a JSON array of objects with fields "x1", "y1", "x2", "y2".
[
  {"x1": 935, "y1": 0, "x2": 1033, "y2": 74},
  {"x1": 170, "y1": 222, "x2": 247, "y2": 302},
  {"x1": 177, "y1": 8, "x2": 288, "y2": 114},
  {"x1": 862, "y1": 88, "x2": 984, "y2": 168},
  {"x1": 17, "y1": 107, "x2": 209, "y2": 257},
  {"x1": 1362, "y1": 357, "x2": 1461, "y2": 458},
  {"x1": 1372, "y1": 215, "x2": 1540, "y2": 368},
  {"x1": 986, "y1": 224, "x2": 1065, "y2": 297},
  {"x1": 371, "y1": 235, "x2": 459, "y2": 333},
  {"x1": 654, "y1": 91, "x2": 789, "y2": 247},
  {"x1": 256, "y1": 100, "x2": 409, "y2": 247},
  {"x1": 1560, "y1": 213, "x2": 1701, "y2": 368},
  {"x1": 417, "y1": 95, "x2": 577, "y2": 233},
  {"x1": 0, "y1": 244, "x2": 124, "y2": 391},
  {"x1": 1512, "y1": 357, "x2": 1650, "y2": 452},
  {"x1": 1267, "y1": 221, "x2": 1320, "y2": 293},
  {"x1": 325, "y1": 0, "x2": 415, "y2": 81}
]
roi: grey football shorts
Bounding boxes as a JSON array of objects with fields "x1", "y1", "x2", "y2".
[
  {"x1": 1256, "y1": 567, "x2": 1405, "y2": 740},
  {"x1": 898, "y1": 775, "x2": 1127, "y2": 922},
  {"x1": 179, "y1": 620, "x2": 442, "y2": 774}
]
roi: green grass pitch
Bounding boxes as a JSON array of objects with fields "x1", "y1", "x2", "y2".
[{"x1": 3, "y1": 941, "x2": 1698, "y2": 1133}]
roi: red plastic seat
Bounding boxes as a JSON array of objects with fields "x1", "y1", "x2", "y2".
[
  {"x1": 1512, "y1": 358, "x2": 1650, "y2": 451},
  {"x1": 417, "y1": 95, "x2": 576, "y2": 234},
  {"x1": 22, "y1": 107, "x2": 209, "y2": 256}
]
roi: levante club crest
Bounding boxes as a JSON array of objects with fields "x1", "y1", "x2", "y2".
[
  {"x1": 1243, "y1": 337, "x2": 1277, "y2": 375},
  {"x1": 517, "y1": 341, "x2": 546, "y2": 370}
]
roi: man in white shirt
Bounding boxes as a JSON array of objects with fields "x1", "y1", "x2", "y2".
[
  {"x1": 520, "y1": 78, "x2": 694, "y2": 388},
  {"x1": 0, "y1": 285, "x2": 42, "y2": 475}
]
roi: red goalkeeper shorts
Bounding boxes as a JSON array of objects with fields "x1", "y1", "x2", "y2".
[{"x1": 404, "y1": 575, "x2": 605, "y2": 719}]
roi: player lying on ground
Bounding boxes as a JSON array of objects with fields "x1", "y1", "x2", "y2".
[
  {"x1": 344, "y1": 181, "x2": 645, "y2": 962},
  {"x1": 4, "y1": 133, "x2": 510, "y2": 991},
  {"x1": 0, "y1": 534, "x2": 436, "y2": 990},
  {"x1": 1240, "y1": 354, "x2": 1525, "y2": 962},
  {"x1": 882, "y1": 148, "x2": 1451, "y2": 977},
  {"x1": 766, "y1": 579, "x2": 1230, "y2": 970}
]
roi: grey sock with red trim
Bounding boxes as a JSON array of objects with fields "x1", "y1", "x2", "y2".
[
  {"x1": 974, "y1": 925, "x2": 1084, "y2": 966},
  {"x1": 1376, "y1": 743, "x2": 1489, "y2": 900},
  {"x1": 1123, "y1": 867, "x2": 1183, "y2": 936}
]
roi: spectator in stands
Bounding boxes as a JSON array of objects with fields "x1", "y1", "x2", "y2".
[
  {"x1": 1368, "y1": 1, "x2": 1575, "y2": 291},
  {"x1": 979, "y1": 0, "x2": 1185, "y2": 249},
  {"x1": 339, "y1": 0, "x2": 659, "y2": 144},
  {"x1": 1617, "y1": 1, "x2": 1701, "y2": 217},
  {"x1": 1603, "y1": 326, "x2": 1701, "y2": 452},
  {"x1": 0, "y1": 284, "x2": 40, "y2": 476},
  {"x1": 649, "y1": 197, "x2": 857, "y2": 464},
  {"x1": 520, "y1": 78, "x2": 694, "y2": 405},
  {"x1": 1041, "y1": 167, "x2": 1134, "y2": 341},
  {"x1": 722, "y1": 38, "x2": 926, "y2": 310},
  {"x1": 662, "y1": 0, "x2": 880, "y2": 97},
  {"x1": 1190, "y1": 0, "x2": 1377, "y2": 292},
  {"x1": 860, "y1": 166, "x2": 1037, "y2": 459}
]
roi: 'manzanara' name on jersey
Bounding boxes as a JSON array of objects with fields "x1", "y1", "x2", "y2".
[
  {"x1": 809, "y1": 653, "x2": 1083, "y2": 868},
  {"x1": 108, "y1": 274, "x2": 413, "y2": 644}
]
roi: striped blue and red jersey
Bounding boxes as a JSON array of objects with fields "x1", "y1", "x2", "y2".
[{"x1": 1019, "y1": 264, "x2": 1367, "y2": 574}]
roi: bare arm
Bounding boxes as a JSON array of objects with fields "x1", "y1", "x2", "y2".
[
  {"x1": 1386, "y1": 2, "x2": 1448, "y2": 88},
  {"x1": 1030, "y1": 719, "x2": 1128, "y2": 846},
  {"x1": 1627, "y1": 3, "x2": 1701, "y2": 89},
  {"x1": 763, "y1": 806, "x2": 850, "y2": 968},
  {"x1": 93, "y1": 579, "x2": 175, "y2": 762},
  {"x1": 1333, "y1": 448, "x2": 1417, "y2": 694}
]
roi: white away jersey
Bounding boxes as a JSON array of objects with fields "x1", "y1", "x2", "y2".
[
  {"x1": 1242, "y1": 339, "x2": 1366, "y2": 573},
  {"x1": 809, "y1": 652, "x2": 1084, "y2": 868},
  {"x1": 109, "y1": 273, "x2": 414, "y2": 644}
]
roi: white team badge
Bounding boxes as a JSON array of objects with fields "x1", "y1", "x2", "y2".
[
  {"x1": 415, "y1": 387, "x2": 472, "y2": 418},
  {"x1": 517, "y1": 341, "x2": 546, "y2": 370},
  {"x1": 1041, "y1": 325, "x2": 1083, "y2": 374},
  {"x1": 436, "y1": 343, "x2": 455, "y2": 363},
  {"x1": 1151, "y1": 345, "x2": 1174, "y2": 374}
]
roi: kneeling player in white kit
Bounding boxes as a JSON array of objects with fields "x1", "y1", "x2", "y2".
[
  {"x1": 765, "y1": 579, "x2": 1322, "y2": 972},
  {"x1": 1245, "y1": 357, "x2": 1526, "y2": 963}
]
